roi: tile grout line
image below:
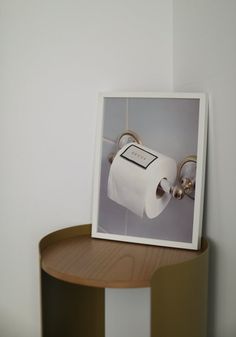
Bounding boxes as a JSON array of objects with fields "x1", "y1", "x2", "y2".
[
  {"x1": 125, "y1": 98, "x2": 129, "y2": 130},
  {"x1": 98, "y1": 225, "x2": 108, "y2": 233},
  {"x1": 124, "y1": 209, "x2": 128, "y2": 235},
  {"x1": 103, "y1": 137, "x2": 115, "y2": 144}
]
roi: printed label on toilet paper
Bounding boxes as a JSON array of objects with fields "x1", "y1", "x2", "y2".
[{"x1": 120, "y1": 144, "x2": 158, "y2": 169}]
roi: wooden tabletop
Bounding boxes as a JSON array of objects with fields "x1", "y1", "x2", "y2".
[{"x1": 40, "y1": 224, "x2": 207, "y2": 288}]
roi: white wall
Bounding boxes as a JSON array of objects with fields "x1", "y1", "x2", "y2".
[
  {"x1": 0, "y1": 1, "x2": 172, "y2": 336},
  {"x1": 105, "y1": 288, "x2": 150, "y2": 337},
  {"x1": 173, "y1": 1, "x2": 236, "y2": 336}
]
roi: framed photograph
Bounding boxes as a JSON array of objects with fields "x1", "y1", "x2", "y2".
[{"x1": 92, "y1": 92, "x2": 207, "y2": 250}]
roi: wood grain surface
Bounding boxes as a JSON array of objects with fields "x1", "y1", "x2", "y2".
[{"x1": 40, "y1": 225, "x2": 207, "y2": 288}]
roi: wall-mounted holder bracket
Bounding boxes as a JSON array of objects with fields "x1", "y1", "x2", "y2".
[
  {"x1": 177, "y1": 155, "x2": 197, "y2": 200},
  {"x1": 157, "y1": 155, "x2": 196, "y2": 200},
  {"x1": 108, "y1": 130, "x2": 142, "y2": 164},
  {"x1": 108, "y1": 131, "x2": 197, "y2": 201}
]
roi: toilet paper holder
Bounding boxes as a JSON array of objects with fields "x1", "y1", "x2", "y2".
[{"x1": 108, "y1": 131, "x2": 197, "y2": 201}]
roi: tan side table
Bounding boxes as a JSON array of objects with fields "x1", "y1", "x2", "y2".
[{"x1": 39, "y1": 224, "x2": 208, "y2": 337}]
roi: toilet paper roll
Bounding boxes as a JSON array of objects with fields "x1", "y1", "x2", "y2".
[{"x1": 107, "y1": 143, "x2": 177, "y2": 219}]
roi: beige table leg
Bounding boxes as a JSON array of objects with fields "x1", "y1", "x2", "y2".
[
  {"x1": 41, "y1": 271, "x2": 105, "y2": 337},
  {"x1": 151, "y1": 245, "x2": 208, "y2": 337}
]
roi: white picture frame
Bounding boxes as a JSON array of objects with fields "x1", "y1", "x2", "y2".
[{"x1": 92, "y1": 92, "x2": 207, "y2": 250}]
